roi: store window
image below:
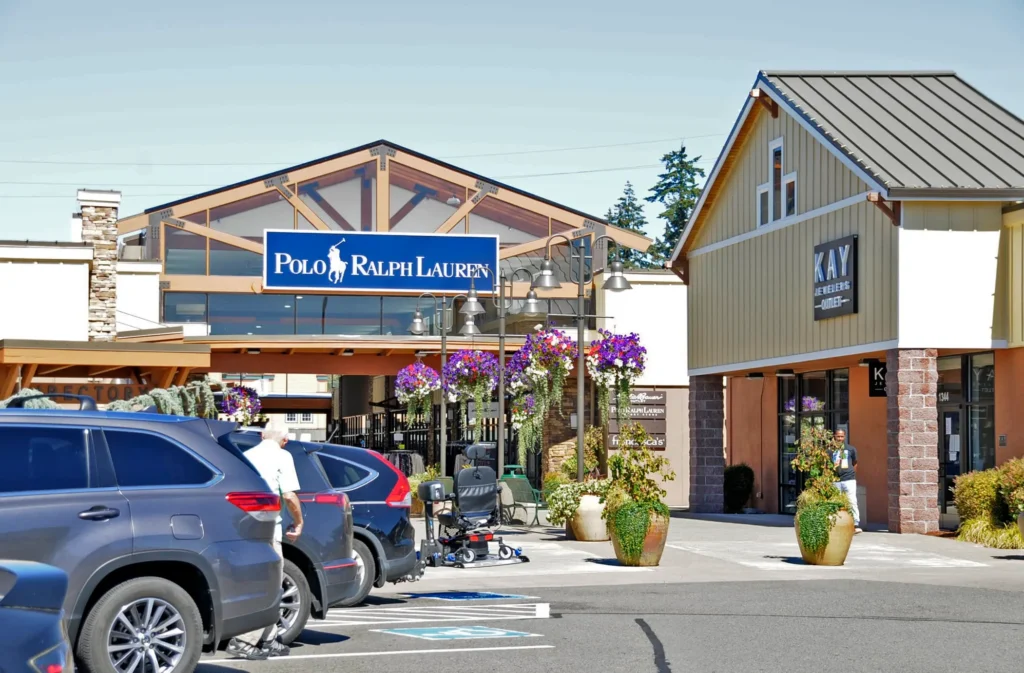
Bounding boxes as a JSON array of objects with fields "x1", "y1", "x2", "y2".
[
  {"x1": 301, "y1": 413, "x2": 314, "y2": 423},
  {"x1": 778, "y1": 369, "x2": 849, "y2": 514}
]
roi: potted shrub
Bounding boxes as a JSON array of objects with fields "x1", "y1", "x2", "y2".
[
  {"x1": 407, "y1": 464, "x2": 440, "y2": 518},
  {"x1": 724, "y1": 463, "x2": 756, "y2": 513},
  {"x1": 602, "y1": 423, "x2": 675, "y2": 566},
  {"x1": 546, "y1": 479, "x2": 611, "y2": 541},
  {"x1": 791, "y1": 425, "x2": 855, "y2": 566}
]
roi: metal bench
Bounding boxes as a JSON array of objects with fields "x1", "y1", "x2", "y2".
[{"x1": 499, "y1": 477, "x2": 542, "y2": 527}]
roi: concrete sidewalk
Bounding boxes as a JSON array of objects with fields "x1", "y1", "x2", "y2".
[{"x1": 385, "y1": 512, "x2": 1024, "y2": 595}]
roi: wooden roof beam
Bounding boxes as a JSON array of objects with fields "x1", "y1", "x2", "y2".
[
  {"x1": 437, "y1": 181, "x2": 499, "y2": 233},
  {"x1": 750, "y1": 88, "x2": 778, "y2": 118},
  {"x1": 868, "y1": 192, "x2": 901, "y2": 226}
]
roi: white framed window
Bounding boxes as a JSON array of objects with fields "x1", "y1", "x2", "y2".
[
  {"x1": 301, "y1": 412, "x2": 313, "y2": 424},
  {"x1": 757, "y1": 184, "x2": 770, "y2": 227},
  {"x1": 756, "y1": 138, "x2": 797, "y2": 226},
  {"x1": 286, "y1": 413, "x2": 298, "y2": 423},
  {"x1": 783, "y1": 173, "x2": 797, "y2": 217}
]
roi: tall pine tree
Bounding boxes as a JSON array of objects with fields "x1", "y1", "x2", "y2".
[
  {"x1": 605, "y1": 181, "x2": 654, "y2": 269},
  {"x1": 646, "y1": 144, "x2": 705, "y2": 264}
]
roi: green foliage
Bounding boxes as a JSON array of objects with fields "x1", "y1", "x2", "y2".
[
  {"x1": 543, "y1": 472, "x2": 570, "y2": 501},
  {"x1": 791, "y1": 425, "x2": 849, "y2": 550},
  {"x1": 957, "y1": 518, "x2": 1024, "y2": 549},
  {"x1": 607, "y1": 423, "x2": 675, "y2": 507},
  {"x1": 408, "y1": 464, "x2": 442, "y2": 502},
  {"x1": 150, "y1": 388, "x2": 183, "y2": 415},
  {"x1": 953, "y1": 469, "x2": 1004, "y2": 523},
  {"x1": 0, "y1": 389, "x2": 61, "y2": 409},
  {"x1": 605, "y1": 182, "x2": 655, "y2": 269},
  {"x1": 796, "y1": 497, "x2": 847, "y2": 555},
  {"x1": 997, "y1": 458, "x2": 1024, "y2": 515},
  {"x1": 546, "y1": 479, "x2": 611, "y2": 526},
  {"x1": 724, "y1": 463, "x2": 756, "y2": 513},
  {"x1": 612, "y1": 501, "x2": 651, "y2": 561},
  {"x1": 561, "y1": 426, "x2": 604, "y2": 480},
  {"x1": 645, "y1": 144, "x2": 705, "y2": 263}
]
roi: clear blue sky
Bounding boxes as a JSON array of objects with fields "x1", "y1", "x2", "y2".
[{"x1": 1, "y1": 0, "x2": 1022, "y2": 241}]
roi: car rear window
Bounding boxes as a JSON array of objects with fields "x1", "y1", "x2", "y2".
[
  {"x1": 104, "y1": 430, "x2": 215, "y2": 488},
  {"x1": 317, "y1": 453, "x2": 373, "y2": 489},
  {"x1": 0, "y1": 426, "x2": 89, "y2": 493}
]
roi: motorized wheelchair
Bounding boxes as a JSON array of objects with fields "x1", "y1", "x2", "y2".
[{"x1": 417, "y1": 444, "x2": 528, "y2": 568}]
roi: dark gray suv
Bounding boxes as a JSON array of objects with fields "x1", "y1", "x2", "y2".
[{"x1": 0, "y1": 406, "x2": 282, "y2": 673}]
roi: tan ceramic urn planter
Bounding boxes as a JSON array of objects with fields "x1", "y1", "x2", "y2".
[
  {"x1": 611, "y1": 512, "x2": 669, "y2": 567},
  {"x1": 570, "y1": 495, "x2": 610, "y2": 541},
  {"x1": 795, "y1": 509, "x2": 855, "y2": 566}
]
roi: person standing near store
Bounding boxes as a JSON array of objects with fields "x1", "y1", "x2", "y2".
[
  {"x1": 832, "y1": 429, "x2": 861, "y2": 534},
  {"x1": 226, "y1": 424, "x2": 304, "y2": 660}
]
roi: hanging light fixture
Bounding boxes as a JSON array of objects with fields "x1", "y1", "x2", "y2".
[
  {"x1": 522, "y1": 289, "x2": 543, "y2": 316},
  {"x1": 530, "y1": 258, "x2": 560, "y2": 289},
  {"x1": 446, "y1": 194, "x2": 461, "y2": 207},
  {"x1": 459, "y1": 313, "x2": 481, "y2": 336},
  {"x1": 602, "y1": 260, "x2": 632, "y2": 291},
  {"x1": 461, "y1": 285, "x2": 486, "y2": 317},
  {"x1": 408, "y1": 309, "x2": 427, "y2": 335}
]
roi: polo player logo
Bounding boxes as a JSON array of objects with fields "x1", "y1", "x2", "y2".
[{"x1": 327, "y1": 239, "x2": 347, "y2": 284}]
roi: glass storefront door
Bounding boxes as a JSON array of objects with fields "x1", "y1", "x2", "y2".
[{"x1": 938, "y1": 406, "x2": 962, "y2": 530}]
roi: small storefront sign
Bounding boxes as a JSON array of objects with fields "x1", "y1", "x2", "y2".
[
  {"x1": 467, "y1": 401, "x2": 500, "y2": 421},
  {"x1": 263, "y1": 230, "x2": 499, "y2": 294},
  {"x1": 39, "y1": 383, "x2": 153, "y2": 404},
  {"x1": 813, "y1": 235, "x2": 857, "y2": 320},
  {"x1": 609, "y1": 387, "x2": 667, "y2": 451},
  {"x1": 869, "y1": 361, "x2": 887, "y2": 397}
]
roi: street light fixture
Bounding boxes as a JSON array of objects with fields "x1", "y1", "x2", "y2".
[
  {"x1": 408, "y1": 292, "x2": 469, "y2": 477},
  {"x1": 530, "y1": 233, "x2": 632, "y2": 483},
  {"x1": 461, "y1": 265, "x2": 539, "y2": 477}
]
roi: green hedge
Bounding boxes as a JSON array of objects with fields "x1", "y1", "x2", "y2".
[{"x1": 953, "y1": 459, "x2": 1024, "y2": 549}]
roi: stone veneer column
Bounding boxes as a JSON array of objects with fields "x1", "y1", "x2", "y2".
[
  {"x1": 886, "y1": 348, "x2": 939, "y2": 534},
  {"x1": 78, "y1": 189, "x2": 121, "y2": 342},
  {"x1": 689, "y1": 375, "x2": 724, "y2": 513}
]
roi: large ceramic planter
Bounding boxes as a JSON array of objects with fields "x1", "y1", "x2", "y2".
[
  {"x1": 570, "y1": 495, "x2": 609, "y2": 541},
  {"x1": 611, "y1": 513, "x2": 669, "y2": 566},
  {"x1": 795, "y1": 509, "x2": 855, "y2": 566},
  {"x1": 1017, "y1": 511, "x2": 1024, "y2": 538}
]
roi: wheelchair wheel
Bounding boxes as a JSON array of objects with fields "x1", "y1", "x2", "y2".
[
  {"x1": 498, "y1": 545, "x2": 514, "y2": 560},
  {"x1": 457, "y1": 547, "x2": 477, "y2": 564}
]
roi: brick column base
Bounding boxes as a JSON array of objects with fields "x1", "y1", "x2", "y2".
[
  {"x1": 886, "y1": 348, "x2": 939, "y2": 534},
  {"x1": 689, "y1": 375, "x2": 724, "y2": 513}
]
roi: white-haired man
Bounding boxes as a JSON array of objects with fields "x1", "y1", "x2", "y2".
[{"x1": 227, "y1": 424, "x2": 304, "y2": 660}]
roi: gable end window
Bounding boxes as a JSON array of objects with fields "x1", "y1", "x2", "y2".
[{"x1": 756, "y1": 138, "x2": 797, "y2": 227}]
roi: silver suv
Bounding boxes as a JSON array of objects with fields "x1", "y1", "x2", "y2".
[{"x1": 0, "y1": 402, "x2": 282, "y2": 673}]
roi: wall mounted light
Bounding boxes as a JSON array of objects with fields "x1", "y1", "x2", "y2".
[
  {"x1": 776, "y1": 368, "x2": 796, "y2": 378},
  {"x1": 746, "y1": 372, "x2": 764, "y2": 379}
]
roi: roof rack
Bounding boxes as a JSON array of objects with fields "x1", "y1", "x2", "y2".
[{"x1": 5, "y1": 393, "x2": 98, "y2": 411}]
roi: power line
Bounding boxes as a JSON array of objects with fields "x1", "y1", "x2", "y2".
[{"x1": 0, "y1": 133, "x2": 728, "y2": 168}]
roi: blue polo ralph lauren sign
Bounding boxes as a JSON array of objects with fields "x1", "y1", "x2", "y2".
[{"x1": 263, "y1": 230, "x2": 499, "y2": 294}]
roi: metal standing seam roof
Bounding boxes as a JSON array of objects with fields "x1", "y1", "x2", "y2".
[{"x1": 760, "y1": 71, "x2": 1024, "y2": 197}]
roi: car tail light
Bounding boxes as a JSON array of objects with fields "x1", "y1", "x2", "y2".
[
  {"x1": 367, "y1": 451, "x2": 412, "y2": 508},
  {"x1": 301, "y1": 491, "x2": 349, "y2": 508},
  {"x1": 227, "y1": 492, "x2": 280, "y2": 515},
  {"x1": 31, "y1": 642, "x2": 70, "y2": 673}
]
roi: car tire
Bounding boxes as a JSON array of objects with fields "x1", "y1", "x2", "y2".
[
  {"x1": 338, "y1": 539, "x2": 374, "y2": 607},
  {"x1": 76, "y1": 576, "x2": 202, "y2": 673},
  {"x1": 277, "y1": 559, "x2": 312, "y2": 646}
]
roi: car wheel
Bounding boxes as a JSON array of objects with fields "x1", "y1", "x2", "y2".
[
  {"x1": 76, "y1": 577, "x2": 202, "y2": 673},
  {"x1": 338, "y1": 539, "x2": 374, "y2": 607},
  {"x1": 277, "y1": 559, "x2": 312, "y2": 646}
]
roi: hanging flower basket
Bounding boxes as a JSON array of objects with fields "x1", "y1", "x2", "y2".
[
  {"x1": 509, "y1": 393, "x2": 540, "y2": 464},
  {"x1": 220, "y1": 385, "x2": 265, "y2": 426},
  {"x1": 586, "y1": 330, "x2": 647, "y2": 425},
  {"x1": 396, "y1": 362, "x2": 441, "y2": 427},
  {"x1": 443, "y1": 350, "x2": 499, "y2": 441},
  {"x1": 524, "y1": 327, "x2": 577, "y2": 418}
]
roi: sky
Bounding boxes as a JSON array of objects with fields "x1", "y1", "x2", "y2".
[{"x1": 0, "y1": 0, "x2": 1022, "y2": 242}]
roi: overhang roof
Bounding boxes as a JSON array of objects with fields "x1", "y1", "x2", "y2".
[{"x1": 670, "y1": 70, "x2": 1024, "y2": 271}]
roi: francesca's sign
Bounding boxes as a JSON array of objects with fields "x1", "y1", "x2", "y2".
[
  {"x1": 263, "y1": 230, "x2": 499, "y2": 294},
  {"x1": 608, "y1": 387, "x2": 668, "y2": 451},
  {"x1": 813, "y1": 235, "x2": 857, "y2": 320}
]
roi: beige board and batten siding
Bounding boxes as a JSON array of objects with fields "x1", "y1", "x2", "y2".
[
  {"x1": 690, "y1": 104, "x2": 869, "y2": 250},
  {"x1": 689, "y1": 201, "x2": 897, "y2": 370},
  {"x1": 1002, "y1": 207, "x2": 1024, "y2": 347}
]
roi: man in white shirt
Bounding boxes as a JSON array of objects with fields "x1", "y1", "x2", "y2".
[{"x1": 227, "y1": 425, "x2": 304, "y2": 660}]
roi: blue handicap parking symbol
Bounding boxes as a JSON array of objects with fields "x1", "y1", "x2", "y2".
[
  {"x1": 401, "y1": 591, "x2": 535, "y2": 601},
  {"x1": 375, "y1": 626, "x2": 540, "y2": 641}
]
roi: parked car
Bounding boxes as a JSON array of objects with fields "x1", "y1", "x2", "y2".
[
  {"x1": 231, "y1": 432, "x2": 415, "y2": 619},
  {"x1": 220, "y1": 429, "x2": 360, "y2": 644},
  {"x1": 0, "y1": 398, "x2": 283, "y2": 673},
  {"x1": 0, "y1": 560, "x2": 73, "y2": 673}
]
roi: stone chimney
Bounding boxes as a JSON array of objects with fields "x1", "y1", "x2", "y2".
[{"x1": 78, "y1": 189, "x2": 121, "y2": 342}]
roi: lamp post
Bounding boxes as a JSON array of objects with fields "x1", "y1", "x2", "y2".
[
  {"x1": 460, "y1": 266, "x2": 543, "y2": 477},
  {"x1": 531, "y1": 234, "x2": 632, "y2": 483},
  {"x1": 408, "y1": 293, "x2": 469, "y2": 478}
]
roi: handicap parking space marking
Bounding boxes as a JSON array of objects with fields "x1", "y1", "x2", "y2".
[
  {"x1": 401, "y1": 591, "x2": 537, "y2": 601},
  {"x1": 373, "y1": 625, "x2": 542, "y2": 641},
  {"x1": 206, "y1": 644, "x2": 555, "y2": 665},
  {"x1": 316, "y1": 602, "x2": 550, "y2": 627}
]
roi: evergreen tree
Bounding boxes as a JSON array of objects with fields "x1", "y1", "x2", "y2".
[
  {"x1": 645, "y1": 144, "x2": 705, "y2": 264},
  {"x1": 605, "y1": 181, "x2": 655, "y2": 269}
]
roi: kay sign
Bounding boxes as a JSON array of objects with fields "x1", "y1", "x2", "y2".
[
  {"x1": 813, "y1": 235, "x2": 858, "y2": 321},
  {"x1": 263, "y1": 230, "x2": 499, "y2": 294}
]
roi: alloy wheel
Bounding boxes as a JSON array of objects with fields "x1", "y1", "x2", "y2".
[
  {"x1": 106, "y1": 598, "x2": 186, "y2": 673},
  {"x1": 278, "y1": 574, "x2": 302, "y2": 633}
]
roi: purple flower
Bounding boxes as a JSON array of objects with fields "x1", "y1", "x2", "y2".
[{"x1": 395, "y1": 362, "x2": 441, "y2": 400}]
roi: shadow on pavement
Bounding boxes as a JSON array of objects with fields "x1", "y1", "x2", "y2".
[
  {"x1": 294, "y1": 631, "x2": 351, "y2": 647},
  {"x1": 673, "y1": 512, "x2": 795, "y2": 528},
  {"x1": 583, "y1": 557, "x2": 623, "y2": 567},
  {"x1": 762, "y1": 554, "x2": 806, "y2": 565},
  {"x1": 363, "y1": 594, "x2": 408, "y2": 606},
  {"x1": 993, "y1": 555, "x2": 1024, "y2": 561}
]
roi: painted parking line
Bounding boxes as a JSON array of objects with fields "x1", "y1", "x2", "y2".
[
  {"x1": 667, "y1": 542, "x2": 988, "y2": 570},
  {"x1": 317, "y1": 602, "x2": 550, "y2": 627},
  {"x1": 373, "y1": 625, "x2": 542, "y2": 641},
  {"x1": 402, "y1": 591, "x2": 537, "y2": 601},
  {"x1": 208, "y1": 644, "x2": 555, "y2": 664}
]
